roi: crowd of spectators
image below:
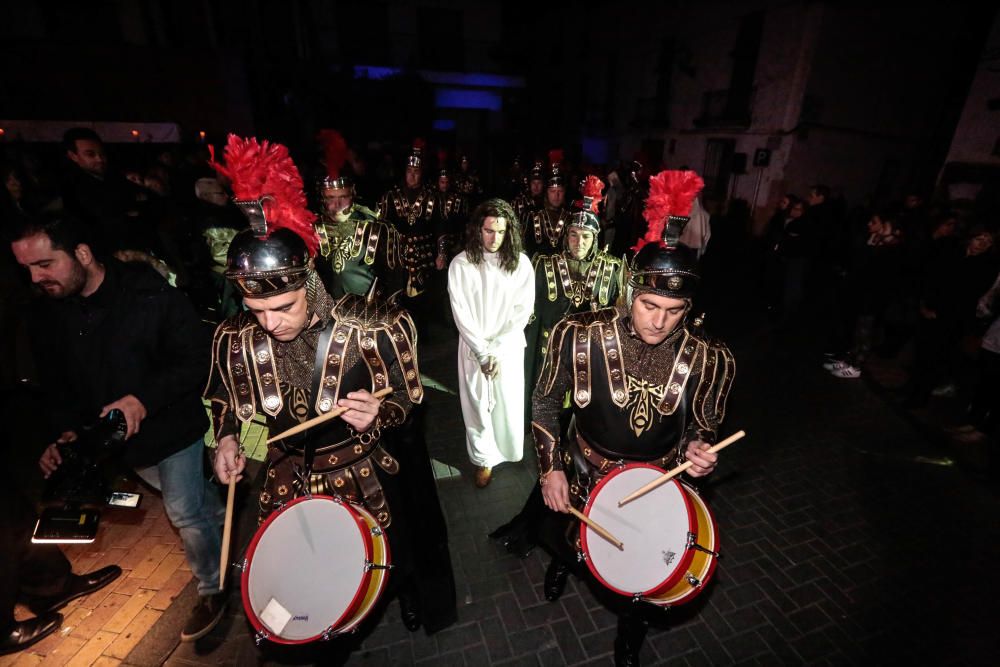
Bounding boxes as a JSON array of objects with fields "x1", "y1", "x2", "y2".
[{"x1": 762, "y1": 182, "x2": 1000, "y2": 438}]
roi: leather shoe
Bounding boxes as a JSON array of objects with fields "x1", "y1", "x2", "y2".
[
  {"x1": 0, "y1": 612, "x2": 63, "y2": 655},
  {"x1": 614, "y1": 618, "x2": 648, "y2": 667},
  {"x1": 26, "y1": 566, "x2": 122, "y2": 615},
  {"x1": 398, "y1": 592, "x2": 422, "y2": 632},
  {"x1": 474, "y1": 466, "x2": 492, "y2": 488},
  {"x1": 543, "y1": 559, "x2": 570, "y2": 602}
]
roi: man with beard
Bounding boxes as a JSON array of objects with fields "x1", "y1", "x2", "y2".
[
  {"x1": 447, "y1": 199, "x2": 534, "y2": 488},
  {"x1": 12, "y1": 213, "x2": 226, "y2": 642},
  {"x1": 525, "y1": 150, "x2": 571, "y2": 258},
  {"x1": 314, "y1": 130, "x2": 401, "y2": 298},
  {"x1": 207, "y1": 135, "x2": 455, "y2": 639},
  {"x1": 534, "y1": 171, "x2": 734, "y2": 666}
]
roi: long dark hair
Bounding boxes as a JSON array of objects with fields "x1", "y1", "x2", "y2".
[{"x1": 464, "y1": 198, "x2": 523, "y2": 273}]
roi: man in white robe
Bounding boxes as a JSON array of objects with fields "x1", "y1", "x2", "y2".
[{"x1": 448, "y1": 198, "x2": 535, "y2": 487}]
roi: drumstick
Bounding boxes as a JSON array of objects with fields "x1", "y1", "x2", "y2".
[
  {"x1": 266, "y1": 387, "x2": 394, "y2": 444},
  {"x1": 567, "y1": 506, "x2": 624, "y2": 551},
  {"x1": 219, "y1": 475, "x2": 236, "y2": 590},
  {"x1": 617, "y1": 430, "x2": 746, "y2": 507}
]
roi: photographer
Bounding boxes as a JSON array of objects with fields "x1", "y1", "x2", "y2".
[{"x1": 11, "y1": 214, "x2": 226, "y2": 643}]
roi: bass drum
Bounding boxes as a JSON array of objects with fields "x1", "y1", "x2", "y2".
[
  {"x1": 241, "y1": 495, "x2": 391, "y2": 644},
  {"x1": 579, "y1": 463, "x2": 719, "y2": 606}
]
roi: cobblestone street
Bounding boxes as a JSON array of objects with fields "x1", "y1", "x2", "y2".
[{"x1": 7, "y1": 283, "x2": 996, "y2": 667}]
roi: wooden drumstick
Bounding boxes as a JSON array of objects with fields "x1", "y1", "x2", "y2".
[
  {"x1": 617, "y1": 430, "x2": 746, "y2": 507},
  {"x1": 567, "y1": 506, "x2": 624, "y2": 551},
  {"x1": 266, "y1": 387, "x2": 394, "y2": 444},
  {"x1": 219, "y1": 475, "x2": 236, "y2": 590}
]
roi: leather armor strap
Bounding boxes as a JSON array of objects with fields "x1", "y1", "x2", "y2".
[
  {"x1": 251, "y1": 330, "x2": 282, "y2": 416},
  {"x1": 229, "y1": 330, "x2": 256, "y2": 422},
  {"x1": 543, "y1": 257, "x2": 558, "y2": 302},
  {"x1": 357, "y1": 329, "x2": 388, "y2": 392},
  {"x1": 597, "y1": 257, "x2": 615, "y2": 305},
  {"x1": 303, "y1": 320, "x2": 336, "y2": 478},
  {"x1": 387, "y1": 317, "x2": 424, "y2": 403},
  {"x1": 575, "y1": 433, "x2": 673, "y2": 475},
  {"x1": 656, "y1": 332, "x2": 699, "y2": 415},
  {"x1": 532, "y1": 421, "x2": 563, "y2": 476},
  {"x1": 572, "y1": 325, "x2": 592, "y2": 407},
  {"x1": 350, "y1": 459, "x2": 391, "y2": 526},
  {"x1": 316, "y1": 223, "x2": 331, "y2": 257},
  {"x1": 316, "y1": 322, "x2": 351, "y2": 414},
  {"x1": 600, "y1": 322, "x2": 628, "y2": 408},
  {"x1": 363, "y1": 222, "x2": 379, "y2": 265}
]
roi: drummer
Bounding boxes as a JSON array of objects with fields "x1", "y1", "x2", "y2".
[
  {"x1": 533, "y1": 170, "x2": 735, "y2": 666},
  {"x1": 206, "y1": 135, "x2": 456, "y2": 640}
]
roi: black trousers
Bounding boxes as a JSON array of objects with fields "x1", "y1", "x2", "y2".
[{"x1": 0, "y1": 490, "x2": 71, "y2": 627}]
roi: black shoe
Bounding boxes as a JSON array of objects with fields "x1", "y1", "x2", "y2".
[
  {"x1": 26, "y1": 566, "x2": 122, "y2": 615},
  {"x1": 614, "y1": 618, "x2": 648, "y2": 667},
  {"x1": 398, "y1": 592, "x2": 422, "y2": 632},
  {"x1": 180, "y1": 592, "x2": 227, "y2": 642},
  {"x1": 544, "y1": 559, "x2": 570, "y2": 602},
  {"x1": 0, "y1": 613, "x2": 63, "y2": 655}
]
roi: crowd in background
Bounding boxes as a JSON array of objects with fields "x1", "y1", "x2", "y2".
[{"x1": 2, "y1": 129, "x2": 999, "y2": 440}]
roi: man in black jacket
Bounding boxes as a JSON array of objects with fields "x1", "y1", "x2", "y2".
[{"x1": 10, "y1": 214, "x2": 226, "y2": 643}]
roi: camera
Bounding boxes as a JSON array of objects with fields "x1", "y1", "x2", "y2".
[{"x1": 43, "y1": 408, "x2": 128, "y2": 505}]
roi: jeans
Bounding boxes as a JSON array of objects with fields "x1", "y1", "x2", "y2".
[{"x1": 135, "y1": 438, "x2": 225, "y2": 596}]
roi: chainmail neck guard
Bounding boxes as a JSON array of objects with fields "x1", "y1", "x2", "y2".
[{"x1": 271, "y1": 271, "x2": 337, "y2": 389}]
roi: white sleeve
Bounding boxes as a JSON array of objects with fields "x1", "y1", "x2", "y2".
[{"x1": 448, "y1": 257, "x2": 490, "y2": 361}]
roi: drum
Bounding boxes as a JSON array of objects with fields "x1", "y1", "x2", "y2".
[
  {"x1": 579, "y1": 463, "x2": 719, "y2": 606},
  {"x1": 241, "y1": 495, "x2": 391, "y2": 644}
]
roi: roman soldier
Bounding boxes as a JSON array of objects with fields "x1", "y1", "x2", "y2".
[
  {"x1": 534, "y1": 170, "x2": 734, "y2": 666},
  {"x1": 314, "y1": 129, "x2": 402, "y2": 298},
  {"x1": 377, "y1": 140, "x2": 446, "y2": 298},
  {"x1": 525, "y1": 175, "x2": 624, "y2": 410},
  {"x1": 511, "y1": 159, "x2": 545, "y2": 230},
  {"x1": 433, "y1": 151, "x2": 469, "y2": 262},
  {"x1": 524, "y1": 150, "x2": 571, "y2": 258},
  {"x1": 206, "y1": 135, "x2": 456, "y2": 637},
  {"x1": 451, "y1": 153, "x2": 483, "y2": 201}
]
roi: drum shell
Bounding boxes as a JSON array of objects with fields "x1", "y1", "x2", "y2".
[{"x1": 241, "y1": 495, "x2": 391, "y2": 644}]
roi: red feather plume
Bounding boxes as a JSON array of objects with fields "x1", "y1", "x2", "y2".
[
  {"x1": 437, "y1": 148, "x2": 449, "y2": 165},
  {"x1": 317, "y1": 129, "x2": 348, "y2": 180},
  {"x1": 209, "y1": 134, "x2": 319, "y2": 256},
  {"x1": 548, "y1": 148, "x2": 564, "y2": 166},
  {"x1": 413, "y1": 137, "x2": 426, "y2": 151},
  {"x1": 632, "y1": 170, "x2": 704, "y2": 252},
  {"x1": 579, "y1": 175, "x2": 605, "y2": 213}
]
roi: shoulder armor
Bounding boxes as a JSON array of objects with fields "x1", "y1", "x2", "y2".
[
  {"x1": 328, "y1": 293, "x2": 423, "y2": 405},
  {"x1": 563, "y1": 305, "x2": 619, "y2": 328},
  {"x1": 352, "y1": 204, "x2": 380, "y2": 222}
]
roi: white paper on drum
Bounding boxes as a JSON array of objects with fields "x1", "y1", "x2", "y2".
[{"x1": 260, "y1": 597, "x2": 293, "y2": 634}]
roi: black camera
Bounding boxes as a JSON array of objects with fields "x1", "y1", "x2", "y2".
[{"x1": 43, "y1": 408, "x2": 128, "y2": 505}]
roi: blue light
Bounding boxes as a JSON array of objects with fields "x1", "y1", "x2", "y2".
[
  {"x1": 433, "y1": 119, "x2": 457, "y2": 131},
  {"x1": 352, "y1": 66, "x2": 402, "y2": 80},
  {"x1": 434, "y1": 88, "x2": 502, "y2": 111},
  {"x1": 582, "y1": 137, "x2": 610, "y2": 165}
]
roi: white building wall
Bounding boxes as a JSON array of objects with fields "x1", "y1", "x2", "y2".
[{"x1": 943, "y1": 15, "x2": 1000, "y2": 166}]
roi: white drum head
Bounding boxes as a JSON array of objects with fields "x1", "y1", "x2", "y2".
[
  {"x1": 245, "y1": 497, "x2": 368, "y2": 641},
  {"x1": 584, "y1": 467, "x2": 694, "y2": 596}
]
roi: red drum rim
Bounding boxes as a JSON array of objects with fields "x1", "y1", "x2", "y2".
[
  {"x1": 241, "y1": 495, "x2": 372, "y2": 644},
  {"x1": 580, "y1": 463, "x2": 696, "y2": 598}
]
